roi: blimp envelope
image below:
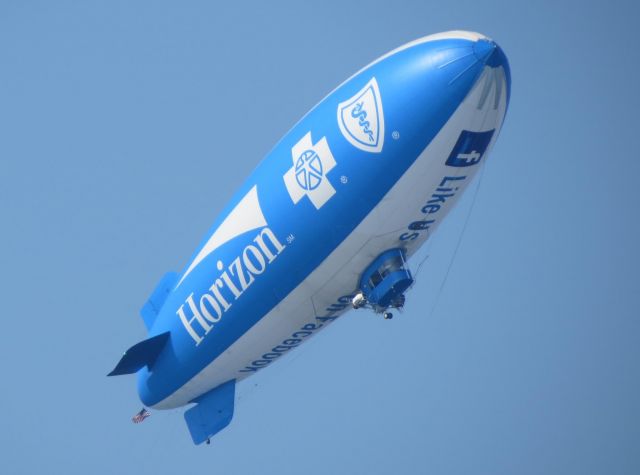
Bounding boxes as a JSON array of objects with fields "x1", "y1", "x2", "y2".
[{"x1": 110, "y1": 31, "x2": 510, "y2": 444}]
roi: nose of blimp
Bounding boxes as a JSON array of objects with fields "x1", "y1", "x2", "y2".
[
  {"x1": 387, "y1": 31, "x2": 511, "y2": 107},
  {"x1": 471, "y1": 36, "x2": 511, "y2": 98},
  {"x1": 422, "y1": 33, "x2": 510, "y2": 111},
  {"x1": 473, "y1": 38, "x2": 497, "y2": 63},
  {"x1": 407, "y1": 32, "x2": 511, "y2": 120},
  {"x1": 473, "y1": 37, "x2": 510, "y2": 72},
  {"x1": 475, "y1": 38, "x2": 511, "y2": 111}
]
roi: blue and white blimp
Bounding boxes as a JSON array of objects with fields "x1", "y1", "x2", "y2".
[{"x1": 110, "y1": 31, "x2": 511, "y2": 444}]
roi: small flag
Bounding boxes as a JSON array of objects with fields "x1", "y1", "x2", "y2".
[{"x1": 132, "y1": 408, "x2": 151, "y2": 424}]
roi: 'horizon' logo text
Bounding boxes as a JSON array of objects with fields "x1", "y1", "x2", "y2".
[{"x1": 177, "y1": 227, "x2": 285, "y2": 345}]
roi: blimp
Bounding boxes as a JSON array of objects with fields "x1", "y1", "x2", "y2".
[{"x1": 109, "y1": 30, "x2": 511, "y2": 444}]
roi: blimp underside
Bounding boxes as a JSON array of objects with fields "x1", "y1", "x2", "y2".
[{"x1": 112, "y1": 31, "x2": 510, "y2": 445}]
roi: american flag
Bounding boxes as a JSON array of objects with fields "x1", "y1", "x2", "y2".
[{"x1": 132, "y1": 408, "x2": 151, "y2": 424}]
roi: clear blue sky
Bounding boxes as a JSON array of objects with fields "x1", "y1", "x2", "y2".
[{"x1": 1, "y1": 1, "x2": 638, "y2": 474}]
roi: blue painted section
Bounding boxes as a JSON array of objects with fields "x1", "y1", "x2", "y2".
[
  {"x1": 184, "y1": 380, "x2": 235, "y2": 444},
  {"x1": 108, "y1": 332, "x2": 170, "y2": 376},
  {"x1": 140, "y1": 272, "x2": 179, "y2": 330},
  {"x1": 473, "y1": 39, "x2": 496, "y2": 64},
  {"x1": 131, "y1": 36, "x2": 511, "y2": 407}
]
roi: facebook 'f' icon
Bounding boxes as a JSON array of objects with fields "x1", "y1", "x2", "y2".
[{"x1": 446, "y1": 129, "x2": 495, "y2": 167}]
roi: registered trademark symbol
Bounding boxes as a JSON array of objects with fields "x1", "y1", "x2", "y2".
[
  {"x1": 392, "y1": 131, "x2": 400, "y2": 140},
  {"x1": 340, "y1": 176, "x2": 348, "y2": 184}
]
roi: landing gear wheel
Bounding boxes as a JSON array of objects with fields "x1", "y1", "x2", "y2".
[{"x1": 384, "y1": 312, "x2": 393, "y2": 320}]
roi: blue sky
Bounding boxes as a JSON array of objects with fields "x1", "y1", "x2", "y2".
[{"x1": 1, "y1": 1, "x2": 639, "y2": 474}]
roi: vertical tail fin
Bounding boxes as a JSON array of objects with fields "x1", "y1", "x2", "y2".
[{"x1": 140, "y1": 272, "x2": 178, "y2": 330}]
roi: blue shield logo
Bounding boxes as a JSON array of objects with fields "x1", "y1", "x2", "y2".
[{"x1": 337, "y1": 78, "x2": 385, "y2": 153}]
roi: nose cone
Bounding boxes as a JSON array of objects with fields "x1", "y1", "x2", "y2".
[
  {"x1": 473, "y1": 37, "x2": 510, "y2": 71},
  {"x1": 473, "y1": 38, "x2": 497, "y2": 64},
  {"x1": 428, "y1": 34, "x2": 510, "y2": 107},
  {"x1": 473, "y1": 38, "x2": 511, "y2": 105}
]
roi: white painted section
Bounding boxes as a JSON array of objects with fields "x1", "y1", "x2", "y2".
[
  {"x1": 155, "y1": 63, "x2": 508, "y2": 410},
  {"x1": 177, "y1": 185, "x2": 267, "y2": 287}
]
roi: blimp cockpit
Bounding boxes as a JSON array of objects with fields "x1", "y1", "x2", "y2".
[{"x1": 352, "y1": 248, "x2": 414, "y2": 319}]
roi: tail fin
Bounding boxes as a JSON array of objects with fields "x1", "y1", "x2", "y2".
[
  {"x1": 140, "y1": 272, "x2": 178, "y2": 330},
  {"x1": 184, "y1": 380, "x2": 235, "y2": 444},
  {"x1": 108, "y1": 332, "x2": 170, "y2": 376}
]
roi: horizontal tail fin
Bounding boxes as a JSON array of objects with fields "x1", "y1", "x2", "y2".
[{"x1": 108, "y1": 332, "x2": 171, "y2": 376}]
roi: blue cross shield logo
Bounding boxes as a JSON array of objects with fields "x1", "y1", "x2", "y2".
[
  {"x1": 284, "y1": 132, "x2": 336, "y2": 210},
  {"x1": 295, "y1": 149, "x2": 324, "y2": 191}
]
